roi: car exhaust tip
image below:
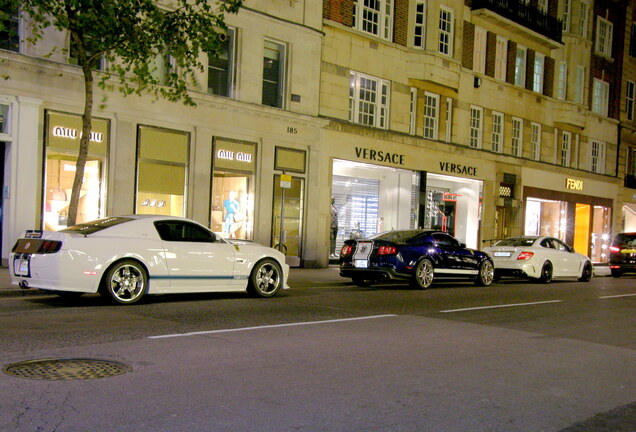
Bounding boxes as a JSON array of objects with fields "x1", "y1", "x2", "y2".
[{"x1": 18, "y1": 280, "x2": 29, "y2": 289}]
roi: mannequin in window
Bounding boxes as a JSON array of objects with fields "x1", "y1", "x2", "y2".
[
  {"x1": 330, "y1": 197, "x2": 338, "y2": 258},
  {"x1": 223, "y1": 191, "x2": 240, "y2": 238}
]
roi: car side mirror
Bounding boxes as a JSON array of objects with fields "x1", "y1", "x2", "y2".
[{"x1": 460, "y1": 243, "x2": 466, "y2": 248}]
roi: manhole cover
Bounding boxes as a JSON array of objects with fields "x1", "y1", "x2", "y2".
[{"x1": 3, "y1": 358, "x2": 131, "y2": 381}]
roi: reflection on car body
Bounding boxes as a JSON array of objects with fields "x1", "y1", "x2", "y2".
[{"x1": 609, "y1": 232, "x2": 636, "y2": 277}]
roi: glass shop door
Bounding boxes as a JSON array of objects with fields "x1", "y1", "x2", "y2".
[{"x1": 272, "y1": 174, "x2": 304, "y2": 267}]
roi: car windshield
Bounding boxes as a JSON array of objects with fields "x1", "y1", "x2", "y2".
[
  {"x1": 613, "y1": 233, "x2": 636, "y2": 246},
  {"x1": 61, "y1": 217, "x2": 133, "y2": 235},
  {"x1": 369, "y1": 230, "x2": 424, "y2": 243},
  {"x1": 494, "y1": 237, "x2": 536, "y2": 247}
]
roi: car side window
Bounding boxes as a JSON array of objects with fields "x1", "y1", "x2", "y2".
[
  {"x1": 433, "y1": 233, "x2": 459, "y2": 247},
  {"x1": 540, "y1": 239, "x2": 554, "y2": 249},
  {"x1": 553, "y1": 239, "x2": 571, "y2": 252},
  {"x1": 155, "y1": 221, "x2": 216, "y2": 243}
]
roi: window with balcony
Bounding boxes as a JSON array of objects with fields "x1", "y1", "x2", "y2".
[
  {"x1": 438, "y1": 6, "x2": 454, "y2": 57},
  {"x1": 414, "y1": 1, "x2": 426, "y2": 49},
  {"x1": 491, "y1": 112, "x2": 503, "y2": 153},
  {"x1": 592, "y1": 78, "x2": 609, "y2": 117},
  {"x1": 560, "y1": 131, "x2": 571, "y2": 167},
  {"x1": 423, "y1": 92, "x2": 439, "y2": 140},
  {"x1": 591, "y1": 140, "x2": 606, "y2": 174},
  {"x1": 626, "y1": 80, "x2": 635, "y2": 122},
  {"x1": 473, "y1": 26, "x2": 487, "y2": 74},
  {"x1": 514, "y1": 45, "x2": 526, "y2": 87},
  {"x1": 495, "y1": 36, "x2": 507, "y2": 81},
  {"x1": 595, "y1": 17, "x2": 613, "y2": 57},
  {"x1": 0, "y1": 3, "x2": 19, "y2": 52},
  {"x1": 353, "y1": 0, "x2": 393, "y2": 41},
  {"x1": 511, "y1": 117, "x2": 523, "y2": 157},
  {"x1": 469, "y1": 106, "x2": 483, "y2": 149},
  {"x1": 530, "y1": 122, "x2": 541, "y2": 161},
  {"x1": 533, "y1": 53, "x2": 544, "y2": 93},
  {"x1": 263, "y1": 40, "x2": 286, "y2": 108},
  {"x1": 349, "y1": 71, "x2": 390, "y2": 129},
  {"x1": 208, "y1": 28, "x2": 236, "y2": 97}
]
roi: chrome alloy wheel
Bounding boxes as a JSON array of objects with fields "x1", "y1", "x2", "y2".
[
  {"x1": 414, "y1": 259, "x2": 434, "y2": 289},
  {"x1": 104, "y1": 261, "x2": 147, "y2": 304},
  {"x1": 250, "y1": 259, "x2": 282, "y2": 297}
]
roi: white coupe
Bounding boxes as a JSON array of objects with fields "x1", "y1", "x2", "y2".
[
  {"x1": 484, "y1": 236, "x2": 593, "y2": 283},
  {"x1": 10, "y1": 216, "x2": 290, "y2": 304}
]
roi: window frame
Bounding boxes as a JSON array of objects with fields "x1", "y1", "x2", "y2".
[
  {"x1": 491, "y1": 111, "x2": 504, "y2": 153},
  {"x1": 562, "y1": 0, "x2": 571, "y2": 33},
  {"x1": 445, "y1": 97, "x2": 453, "y2": 143},
  {"x1": 579, "y1": 0, "x2": 589, "y2": 38},
  {"x1": 514, "y1": 45, "x2": 527, "y2": 88},
  {"x1": 626, "y1": 80, "x2": 635, "y2": 122},
  {"x1": 574, "y1": 66, "x2": 585, "y2": 104},
  {"x1": 0, "y1": 3, "x2": 20, "y2": 52},
  {"x1": 423, "y1": 92, "x2": 440, "y2": 140},
  {"x1": 353, "y1": 0, "x2": 394, "y2": 41},
  {"x1": 438, "y1": 6, "x2": 454, "y2": 57},
  {"x1": 557, "y1": 61, "x2": 567, "y2": 100},
  {"x1": 511, "y1": 117, "x2": 523, "y2": 157},
  {"x1": 473, "y1": 26, "x2": 487, "y2": 74},
  {"x1": 262, "y1": 39, "x2": 287, "y2": 109},
  {"x1": 533, "y1": 53, "x2": 545, "y2": 93},
  {"x1": 530, "y1": 122, "x2": 541, "y2": 161},
  {"x1": 590, "y1": 139, "x2": 606, "y2": 174},
  {"x1": 414, "y1": 0, "x2": 427, "y2": 49},
  {"x1": 494, "y1": 36, "x2": 507, "y2": 81},
  {"x1": 560, "y1": 131, "x2": 572, "y2": 167},
  {"x1": 592, "y1": 78, "x2": 609, "y2": 117},
  {"x1": 595, "y1": 16, "x2": 613, "y2": 58},
  {"x1": 349, "y1": 71, "x2": 390, "y2": 129},
  {"x1": 469, "y1": 105, "x2": 483, "y2": 149},
  {"x1": 207, "y1": 27, "x2": 236, "y2": 98},
  {"x1": 409, "y1": 87, "x2": 417, "y2": 135}
]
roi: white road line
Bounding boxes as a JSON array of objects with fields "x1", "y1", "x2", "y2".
[
  {"x1": 440, "y1": 300, "x2": 563, "y2": 313},
  {"x1": 599, "y1": 293, "x2": 636, "y2": 299},
  {"x1": 148, "y1": 314, "x2": 399, "y2": 339}
]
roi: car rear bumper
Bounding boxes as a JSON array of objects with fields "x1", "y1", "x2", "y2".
[
  {"x1": 492, "y1": 260, "x2": 539, "y2": 279},
  {"x1": 339, "y1": 265, "x2": 410, "y2": 282}
]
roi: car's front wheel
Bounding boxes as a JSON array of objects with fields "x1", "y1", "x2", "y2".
[
  {"x1": 413, "y1": 258, "x2": 434, "y2": 289},
  {"x1": 100, "y1": 260, "x2": 148, "y2": 305},
  {"x1": 578, "y1": 261, "x2": 593, "y2": 282},
  {"x1": 248, "y1": 259, "x2": 282, "y2": 298},
  {"x1": 475, "y1": 259, "x2": 494, "y2": 286}
]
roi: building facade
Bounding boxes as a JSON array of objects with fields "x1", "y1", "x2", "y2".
[{"x1": 0, "y1": 0, "x2": 630, "y2": 269}]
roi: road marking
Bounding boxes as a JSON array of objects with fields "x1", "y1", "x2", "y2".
[
  {"x1": 599, "y1": 293, "x2": 636, "y2": 299},
  {"x1": 440, "y1": 300, "x2": 563, "y2": 313},
  {"x1": 148, "y1": 314, "x2": 399, "y2": 339}
]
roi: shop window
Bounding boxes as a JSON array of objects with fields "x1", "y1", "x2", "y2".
[
  {"x1": 207, "y1": 27, "x2": 236, "y2": 97},
  {"x1": 438, "y1": 6, "x2": 454, "y2": 57},
  {"x1": 353, "y1": 0, "x2": 393, "y2": 41},
  {"x1": 525, "y1": 198, "x2": 568, "y2": 241},
  {"x1": 44, "y1": 111, "x2": 108, "y2": 230},
  {"x1": 211, "y1": 139, "x2": 255, "y2": 240},
  {"x1": 136, "y1": 126, "x2": 188, "y2": 217},
  {"x1": 0, "y1": 3, "x2": 19, "y2": 52},
  {"x1": 414, "y1": 1, "x2": 426, "y2": 49},
  {"x1": 262, "y1": 40, "x2": 286, "y2": 108}
]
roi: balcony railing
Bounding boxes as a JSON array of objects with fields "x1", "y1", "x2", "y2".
[
  {"x1": 625, "y1": 174, "x2": 636, "y2": 189},
  {"x1": 471, "y1": 0, "x2": 563, "y2": 44}
]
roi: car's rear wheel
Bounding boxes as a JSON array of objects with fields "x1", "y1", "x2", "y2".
[
  {"x1": 475, "y1": 259, "x2": 494, "y2": 286},
  {"x1": 248, "y1": 259, "x2": 282, "y2": 298},
  {"x1": 538, "y1": 261, "x2": 553, "y2": 284},
  {"x1": 611, "y1": 269, "x2": 622, "y2": 278},
  {"x1": 413, "y1": 258, "x2": 434, "y2": 289},
  {"x1": 578, "y1": 261, "x2": 593, "y2": 282},
  {"x1": 100, "y1": 260, "x2": 148, "y2": 305}
]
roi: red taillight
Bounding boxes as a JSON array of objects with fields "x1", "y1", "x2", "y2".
[
  {"x1": 341, "y1": 245, "x2": 353, "y2": 256},
  {"x1": 609, "y1": 246, "x2": 621, "y2": 253},
  {"x1": 517, "y1": 251, "x2": 534, "y2": 260},
  {"x1": 377, "y1": 246, "x2": 397, "y2": 255},
  {"x1": 38, "y1": 240, "x2": 62, "y2": 254}
]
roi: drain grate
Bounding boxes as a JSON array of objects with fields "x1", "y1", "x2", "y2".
[{"x1": 3, "y1": 358, "x2": 131, "y2": 381}]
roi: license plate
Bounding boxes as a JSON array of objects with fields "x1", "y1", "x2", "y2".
[
  {"x1": 13, "y1": 255, "x2": 30, "y2": 277},
  {"x1": 621, "y1": 249, "x2": 636, "y2": 254},
  {"x1": 494, "y1": 251, "x2": 512, "y2": 257},
  {"x1": 354, "y1": 259, "x2": 368, "y2": 268}
]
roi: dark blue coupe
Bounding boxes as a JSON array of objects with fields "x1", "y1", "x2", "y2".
[{"x1": 339, "y1": 230, "x2": 494, "y2": 289}]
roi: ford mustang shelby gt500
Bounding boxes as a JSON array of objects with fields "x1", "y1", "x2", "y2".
[{"x1": 10, "y1": 216, "x2": 289, "y2": 304}]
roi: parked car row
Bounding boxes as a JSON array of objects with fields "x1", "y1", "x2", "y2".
[
  {"x1": 339, "y1": 230, "x2": 594, "y2": 288},
  {"x1": 9, "y1": 216, "x2": 634, "y2": 305}
]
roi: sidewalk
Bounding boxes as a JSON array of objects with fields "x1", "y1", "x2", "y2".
[{"x1": 0, "y1": 265, "x2": 348, "y2": 297}]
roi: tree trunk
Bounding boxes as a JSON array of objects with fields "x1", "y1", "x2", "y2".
[{"x1": 67, "y1": 63, "x2": 94, "y2": 227}]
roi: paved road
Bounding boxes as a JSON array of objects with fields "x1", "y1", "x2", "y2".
[{"x1": 0, "y1": 269, "x2": 635, "y2": 431}]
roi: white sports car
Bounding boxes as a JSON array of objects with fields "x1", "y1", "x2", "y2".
[
  {"x1": 10, "y1": 216, "x2": 289, "y2": 304},
  {"x1": 484, "y1": 236, "x2": 593, "y2": 283}
]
